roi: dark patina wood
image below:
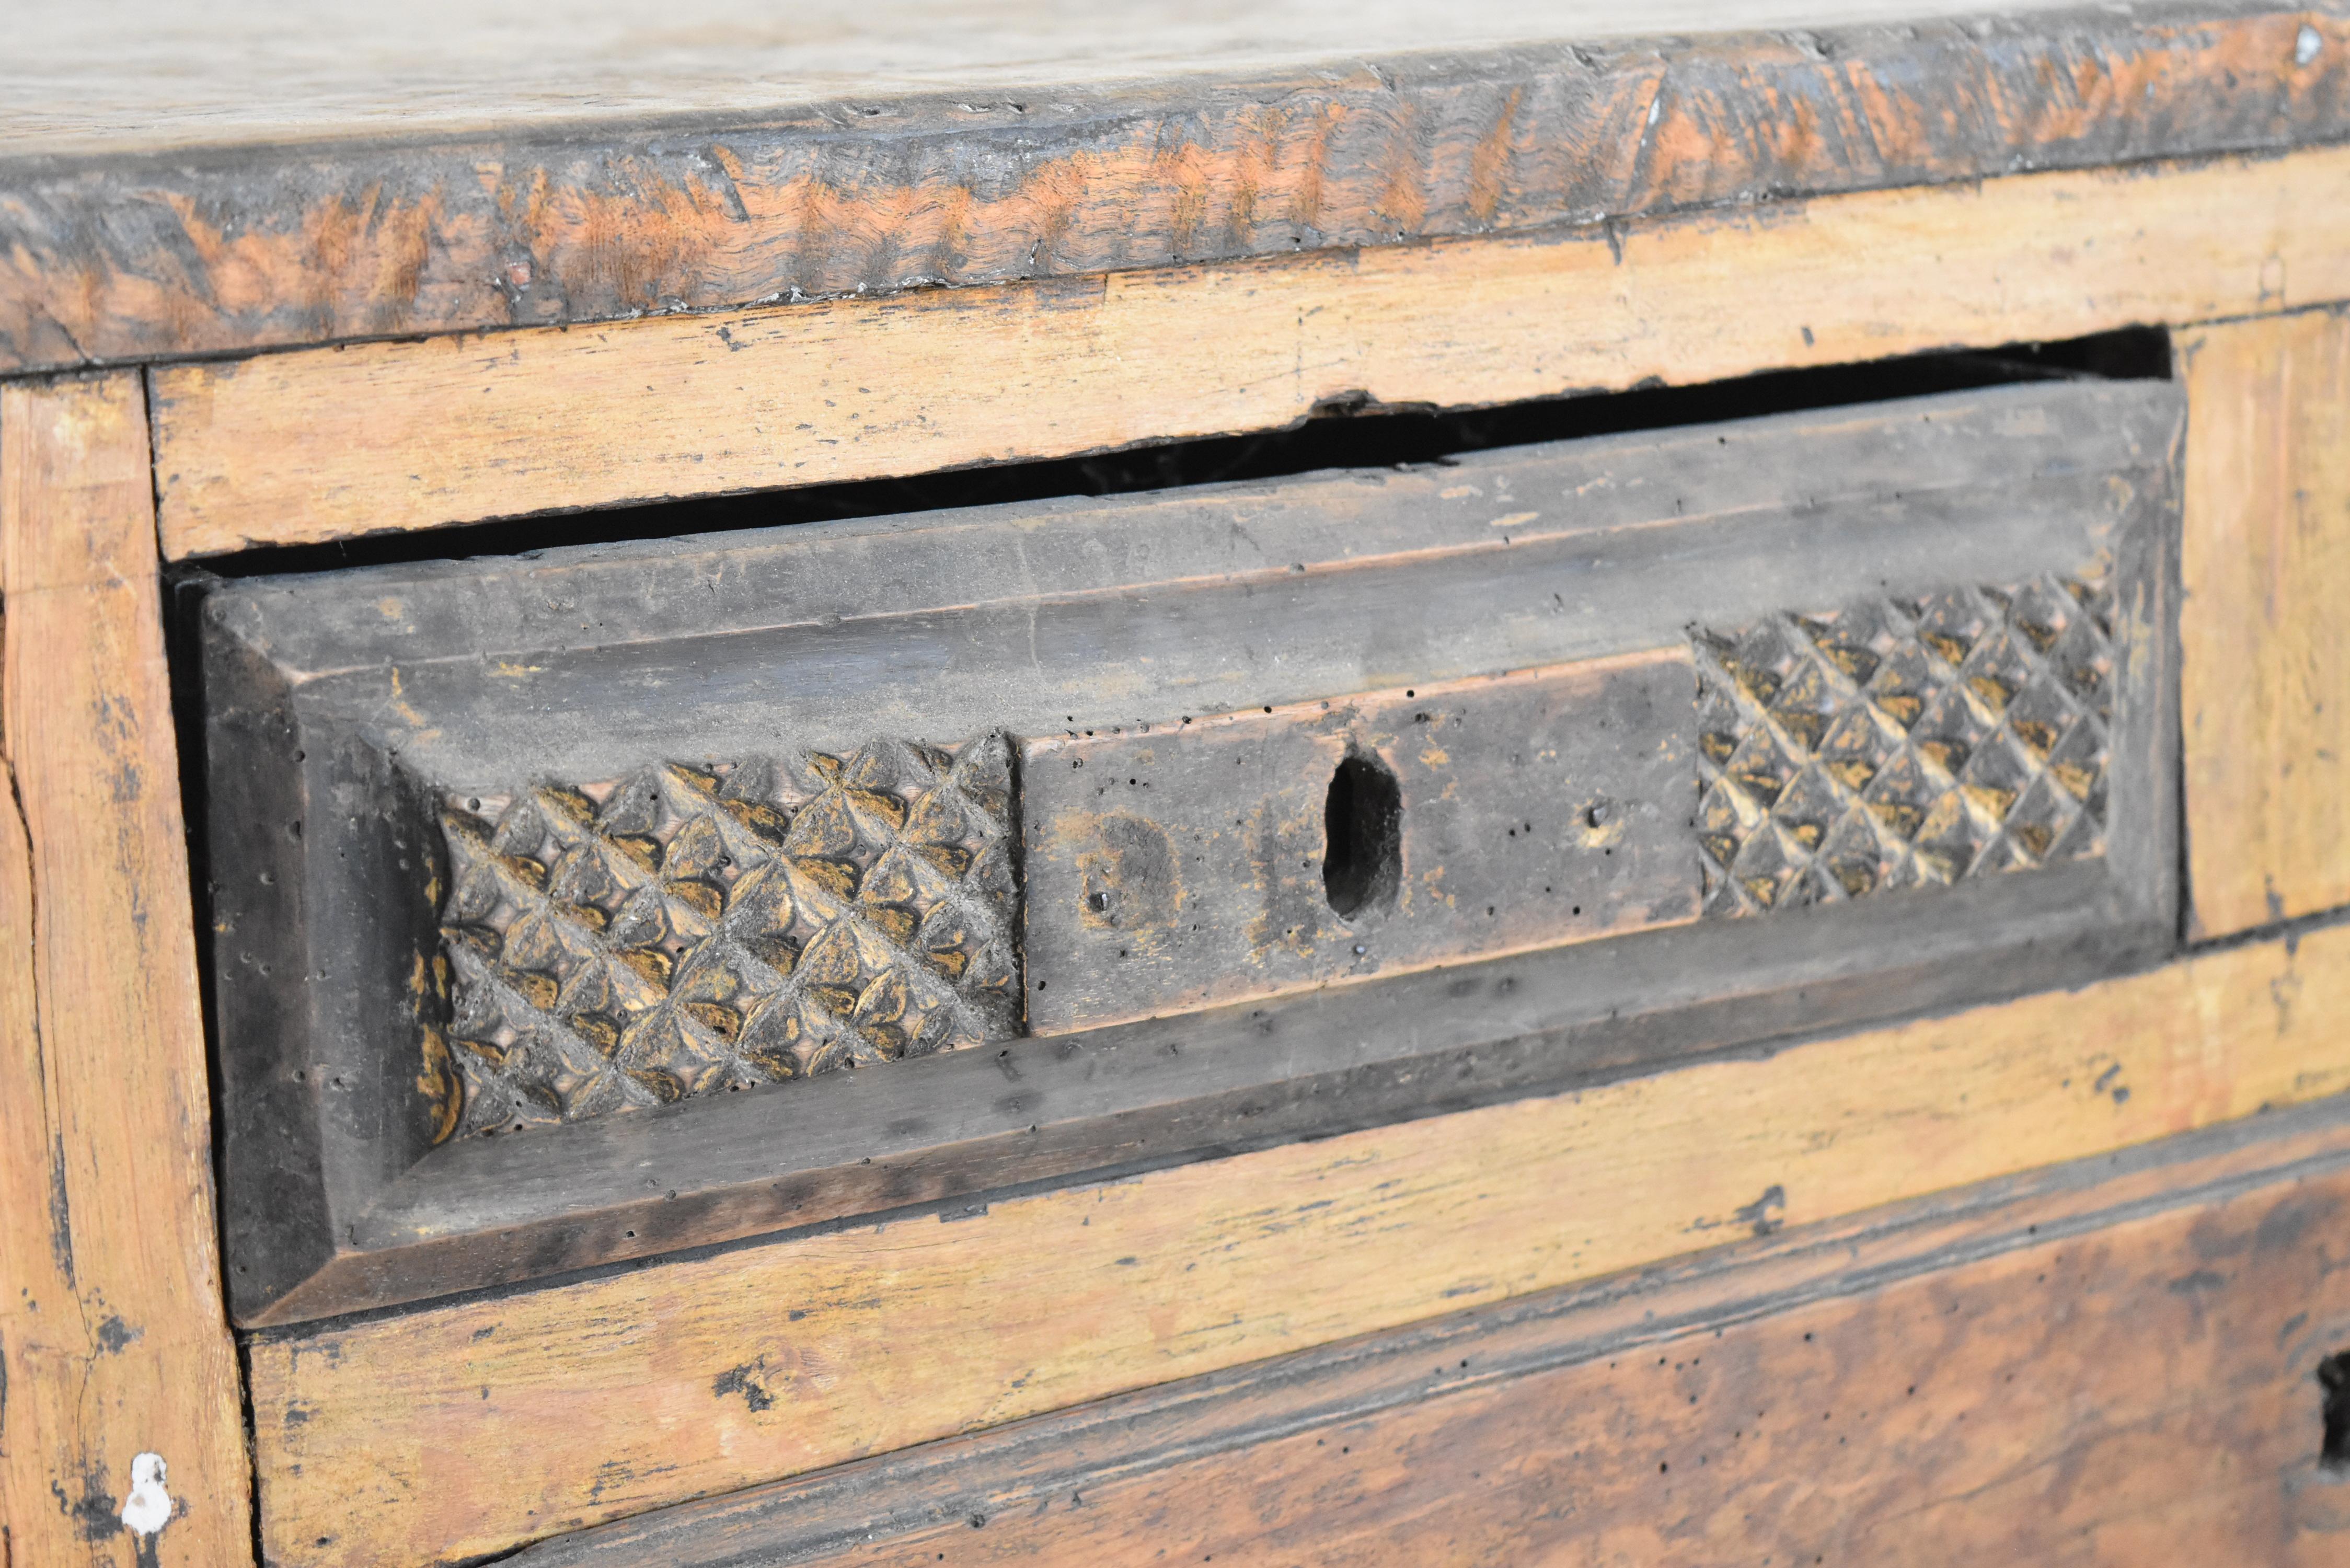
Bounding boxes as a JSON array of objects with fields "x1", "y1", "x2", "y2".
[
  {"x1": 6, "y1": 3, "x2": 2350, "y2": 373},
  {"x1": 1022, "y1": 655, "x2": 1700, "y2": 1032},
  {"x1": 194, "y1": 371, "x2": 2181, "y2": 1324}
]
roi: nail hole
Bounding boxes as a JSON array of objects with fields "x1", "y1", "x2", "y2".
[{"x1": 1322, "y1": 752, "x2": 1402, "y2": 920}]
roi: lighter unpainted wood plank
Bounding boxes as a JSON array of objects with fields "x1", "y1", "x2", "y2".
[
  {"x1": 154, "y1": 143, "x2": 2350, "y2": 557},
  {"x1": 2178, "y1": 308, "x2": 2350, "y2": 939},
  {"x1": 0, "y1": 682, "x2": 90, "y2": 1568},
  {"x1": 0, "y1": 374, "x2": 252, "y2": 1566},
  {"x1": 248, "y1": 919, "x2": 2350, "y2": 1568}
]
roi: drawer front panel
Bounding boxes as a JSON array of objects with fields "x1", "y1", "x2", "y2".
[{"x1": 195, "y1": 375, "x2": 2183, "y2": 1322}]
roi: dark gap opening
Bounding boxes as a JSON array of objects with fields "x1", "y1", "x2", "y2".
[
  {"x1": 2321, "y1": 1352, "x2": 2350, "y2": 1470},
  {"x1": 187, "y1": 325, "x2": 2173, "y2": 581},
  {"x1": 1323, "y1": 754, "x2": 1403, "y2": 921}
]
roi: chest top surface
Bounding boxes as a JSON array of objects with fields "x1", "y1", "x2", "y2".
[{"x1": 0, "y1": 0, "x2": 2339, "y2": 376}]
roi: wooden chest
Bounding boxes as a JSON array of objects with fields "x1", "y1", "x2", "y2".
[{"x1": 7, "y1": 5, "x2": 2350, "y2": 1564}]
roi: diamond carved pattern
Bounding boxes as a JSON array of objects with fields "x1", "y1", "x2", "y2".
[
  {"x1": 1692, "y1": 574, "x2": 2116, "y2": 917},
  {"x1": 435, "y1": 735, "x2": 1019, "y2": 1139}
]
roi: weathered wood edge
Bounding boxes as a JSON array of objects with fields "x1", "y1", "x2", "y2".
[
  {"x1": 506, "y1": 1085, "x2": 2350, "y2": 1566},
  {"x1": 11, "y1": 2, "x2": 2350, "y2": 375}
]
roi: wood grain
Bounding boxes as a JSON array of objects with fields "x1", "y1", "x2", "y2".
[
  {"x1": 248, "y1": 917, "x2": 2350, "y2": 1568},
  {"x1": 2178, "y1": 308, "x2": 2350, "y2": 938},
  {"x1": 14, "y1": 5, "x2": 2350, "y2": 375},
  {"x1": 199, "y1": 375, "x2": 2179, "y2": 1325},
  {"x1": 1020, "y1": 655, "x2": 1701, "y2": 1032},
  {"x1": 0, "y1": 618, "x2": 91, "y2": 1568},
  {"x1": 0, "y1": 0, "x2": 2270, "y2": 155},
  {"x1": 0, "y1": 374, "x2": 252, "y2": 1566},
  {"x1": 152, "y1": 142, "x2": 2350, "y2": 556},
  {"x1": 510, "y1": 1089, "x2": 2350, "y2": 1566}
]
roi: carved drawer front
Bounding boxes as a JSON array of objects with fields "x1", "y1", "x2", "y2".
[{"x1": 197, "y1": 375, "x2": 2181, "y2": 1324}]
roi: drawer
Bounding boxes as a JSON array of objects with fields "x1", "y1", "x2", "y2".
[{"x1": 195, "y1": 371, "x2": 2182, "y2": 1324}]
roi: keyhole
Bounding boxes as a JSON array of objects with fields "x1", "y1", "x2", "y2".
[
  {"x1": 1322, "y1": 752, "x2": 1401, "y2": 920},
  {"x1": 2321, "y1": 1351, "x2": 2350, "y2": 1470}
]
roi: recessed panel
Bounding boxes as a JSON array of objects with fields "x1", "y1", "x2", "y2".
[{"x1": 1022, "y1": 655, "x2": 1698, "y2": 1031}]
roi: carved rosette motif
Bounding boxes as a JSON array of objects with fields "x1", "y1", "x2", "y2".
[
  {"x1": 1693, "y1": 574, "x2": 2116, "y2": 916},
  {"x1": 435, "y1": 735, "x2": 1019, "y2": 1139}
]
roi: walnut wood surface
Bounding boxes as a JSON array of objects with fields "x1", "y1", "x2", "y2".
[
  {"x1": 511, "y1": 1088, "x2": 2350, "y2": 1566},
  {"x1": 246, "y1": 919, "x2": 2350, "y2": 1567},
  {"x1": 152, "y1": 142, "x2": 2347, "y2": 555},
  {"x1": 0, "y1": 375, "x2": 250, "y2": 1563},
  {"x1": 2178, "y1": 308, "x2": 2350, "y2": 939},
  {"x1": 8, "y1": 4, "x2": 2350, "y2": 376}
]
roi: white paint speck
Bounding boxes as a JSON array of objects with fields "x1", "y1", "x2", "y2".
[
  {"x1": 2298, "y1": 24, "x2": 2323, "y2": 65},
  {"x1": 119, "y1": 1452, "x2": 172, "y2": 1538}
]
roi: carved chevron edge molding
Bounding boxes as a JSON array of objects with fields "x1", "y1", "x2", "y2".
[
  {"x1": 1692, "y1": 573, "x2": 2116, "y2": 917},
  {"x1": 421, "y1": 735, "x2": 1020, "y2": 1142}
]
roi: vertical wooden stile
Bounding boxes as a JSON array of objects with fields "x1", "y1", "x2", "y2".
[
  {"x1": 0, "y1": 373, "x2": 251, "y2": 1565},
  {"x1": 2178, "y1": 311, "x2": 2350, "y2": 938}
]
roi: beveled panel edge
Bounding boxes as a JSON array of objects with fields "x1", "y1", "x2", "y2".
[{"x1": 273, "y1": 858, "x2": 2161, "y2": 1326}]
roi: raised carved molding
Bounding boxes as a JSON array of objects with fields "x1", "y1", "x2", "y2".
[
  {"x1": 1693, "y1": 575, "x2": 2115, "y2": 916},
  {"x1": 434, "y1": 735, "x2": 1019, "y2": 1139}
]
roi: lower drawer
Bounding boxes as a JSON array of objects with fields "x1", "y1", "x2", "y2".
[{"x1": 506, "y1": 1092, "x2": 2350, "y2": 1567}]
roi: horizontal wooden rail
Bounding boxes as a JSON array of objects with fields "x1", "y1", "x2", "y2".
[
  {"x1": 250, "y1": 918, "x2": 2350, "y2": 1567},
  {"x1": 153, "y1": 143, "x2": 2350, "y2": 558}
]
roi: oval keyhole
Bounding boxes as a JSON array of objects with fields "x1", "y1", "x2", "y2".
[{"x1": 1322, "y1": 752, "x2": 1402, "y2": 920}]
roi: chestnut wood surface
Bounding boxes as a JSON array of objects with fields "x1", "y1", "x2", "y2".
[
  {"x1": 2179, "y1": 307, "x2": 2350, "y2": 939},
  {"x1": 247, "y1": 918, "x2": 2350, "y2": 1567},
  {"x1": 0, "y1": 375, "x2": 251, "y2": 1564},
  {"x1": 513, "y1": 1088, "x2": 2350, "y2": 1566},
  {"x1": 152, "y1": 140, "x2": 2345, "y2": 555},
  {"x1": 7, "y1": 3, "x2": 2350, "y2": 375}
]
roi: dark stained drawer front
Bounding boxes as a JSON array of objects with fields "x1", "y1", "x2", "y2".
[
  {"x1": 196, "y1": 374, "x2": 2182, "y2": 1323},
  {"x1": 1022, "y1": 654, "x2": 1699, "y2": 1032}
]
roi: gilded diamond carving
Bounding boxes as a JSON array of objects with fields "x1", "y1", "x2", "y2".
[
  {"x1": 434, "y1": 735, "x2": 1019, "y2": 1139},
  {"x1": 1692, "y1": 574, "x2": 2115, "y2": 917}
]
